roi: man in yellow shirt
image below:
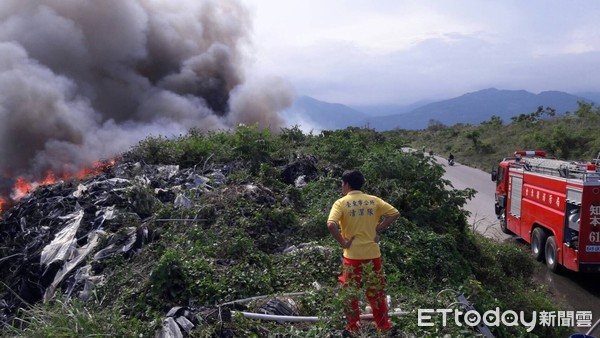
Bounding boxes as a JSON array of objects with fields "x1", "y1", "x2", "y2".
[{"x1": 327, "y1": 169, "x2": 399, "y2": 333}]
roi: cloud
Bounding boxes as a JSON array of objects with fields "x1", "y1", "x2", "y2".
[{"x1": 242, "y1": 0, "x2": 600, "y2": 105}]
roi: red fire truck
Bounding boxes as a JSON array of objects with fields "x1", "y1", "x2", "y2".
[{"x1": 492, "y1": 150, "x2": 600, "y2": 273}]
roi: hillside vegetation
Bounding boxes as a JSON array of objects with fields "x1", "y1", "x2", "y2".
[
  {"x1": 1, "y1": 126, "x2": 570, "y2": 337},
  {"x1": 403, "y1": 101, "x2": 600, "y2": 171}
]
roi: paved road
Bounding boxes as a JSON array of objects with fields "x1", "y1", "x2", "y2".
[
  {"x1": 430, "y1": 153, "x2": 600, "y2": 334},
  {"x1": 435, "y1": 155, "x2": 511, "y2": 241}
]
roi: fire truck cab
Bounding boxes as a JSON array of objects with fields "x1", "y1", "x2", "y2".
[{"x1": 492, "y1": 150, "x2": 600, "y2": 273}]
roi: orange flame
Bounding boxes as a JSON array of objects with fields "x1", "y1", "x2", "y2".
[
  {"x1": 0, "y1": 197, "x2": 6, "y2": 214},
  {"x1": 41, "y1": 171, "x2": 57, "y2": 185},
  {"x1": 13, "y1": 177, "x2": 32, "y2": 200},
  {"x1": 1, "y1": 159, "x2": 116, "y2": 214}
]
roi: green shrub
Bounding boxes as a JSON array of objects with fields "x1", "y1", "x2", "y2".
[{"x1": 149, "y1": 249, "x2": 190, "y2": 302}]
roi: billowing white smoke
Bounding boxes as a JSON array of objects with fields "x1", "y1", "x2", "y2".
[{"x1": 0, "y1": 0, "x2": 294, "y2": 186}]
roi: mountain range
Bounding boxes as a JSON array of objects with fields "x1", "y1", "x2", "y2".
[{"x1": 280, "y1": 88, "x2": 599, "y2": 131}]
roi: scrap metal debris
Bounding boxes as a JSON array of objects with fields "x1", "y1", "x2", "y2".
[
  {"x1": 281, "y1": 156, "x2": 318, "y2": 187},
  {"x1": 156, "y1": 306, "x2": 233, "y2": 338},
  {"x1": 0, "y1": 160, "x2": 222, "y2": 328}
]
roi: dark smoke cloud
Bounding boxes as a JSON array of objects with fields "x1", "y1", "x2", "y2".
[{"x1": 0, "y1": 0, "x2": 294, "y2": 190}]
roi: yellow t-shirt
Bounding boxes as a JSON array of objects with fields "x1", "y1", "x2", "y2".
[{"x1": 327, "y1": 190, "x2": 399, "y2": 259}]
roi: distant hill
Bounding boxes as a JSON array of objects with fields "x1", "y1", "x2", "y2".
[
  {"x1": 279, "y1": 96, "x2": 367, "y2": 132},
  {"x1": 279, "y1": 89, "x2": 600, "y2": 132},
  {"x1": 577, "y1": 92, "x2": 600, "y2": 106},
  {"x1": 350, "y1": 100, "x2": 434, "y2": 117},
  {"x1": 365, "y1": 88, "x2": 594, "y2": 130}
]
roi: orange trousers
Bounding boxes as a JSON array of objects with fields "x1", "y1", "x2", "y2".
[{"x1": 339, "y1": 257, "x2": 391, "y2": 332}]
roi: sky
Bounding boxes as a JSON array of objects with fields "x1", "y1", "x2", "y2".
[{"x1": 240, "y1": 0, "x2": 600, "y2": 106}]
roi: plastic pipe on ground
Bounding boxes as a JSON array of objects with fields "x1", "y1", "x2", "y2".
[
  {"x1": 232, "y1": 310, "x2": 409, "y2": 323},
  {"x1": 220, "y1": 292, "x2": 307, "y2": 307}
]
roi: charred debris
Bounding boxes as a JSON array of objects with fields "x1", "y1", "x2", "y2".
[{"x1": 0, "y1": 154, "x2": 320, "y2": 335}]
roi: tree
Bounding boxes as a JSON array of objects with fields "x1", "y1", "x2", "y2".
[
  {"x1": 464, "y1": 130, "x2": 481, "y2": 147},
  {"x1": 510, "y1": 106, "x2": 556, "y2": 124},
  {"x1": 482, "y1": 115, "x2": 503, "y2": 127},
  {"x1": 574, "y1": 100, "x2": 598, "y2": 120},
  {"x1": 427, "y1": 119, "x2": 447, "y2": 131}
]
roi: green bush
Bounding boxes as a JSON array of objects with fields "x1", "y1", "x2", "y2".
[{"x1": 149, "y1": 249, "x2": 190, "y2": 302}]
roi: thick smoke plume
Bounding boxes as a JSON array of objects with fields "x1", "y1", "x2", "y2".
[{"x1": 0, "y1": 0, "x2": 294, "y2": 193}]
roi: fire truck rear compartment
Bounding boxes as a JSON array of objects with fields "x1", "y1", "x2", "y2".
[{"x1": 499, "y1": 152, "x2": 600, "y2": 273}]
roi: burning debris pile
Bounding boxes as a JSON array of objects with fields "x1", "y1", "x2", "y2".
[
  {"x1": 0, "y1": 4, "x2": 298, "y2": 327},
  {"x1": 0, "y1": 139, "x2": 324, "y2": 336},
  {"x1": 0, "y1": 158, "x2": 227, "y2": 329}
]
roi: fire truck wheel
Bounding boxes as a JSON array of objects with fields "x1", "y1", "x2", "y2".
[
  {"x1": 545, "y1": 236, "x2": 560, "y2": 273},
  {"x1": 499, "y1": 214, "x2": 511, "y2": 234},
  {"x1": 531, "y1": 227, "x2": 547, "y2": 261}
]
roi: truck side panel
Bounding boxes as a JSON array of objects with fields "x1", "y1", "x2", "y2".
[
  {"x1": 578, "y1": 186, "x2": 600, "y2": 272},
  {"x1": 508, "y1": 171, "x2": 566, "y2": 242},
  {"x1": 521, "y1": 180, "x2": 566, "y2": 239}
]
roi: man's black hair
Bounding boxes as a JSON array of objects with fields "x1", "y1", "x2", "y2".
[{"x1": 342, "y1": 169, "x2": 365, "y2": 190}]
